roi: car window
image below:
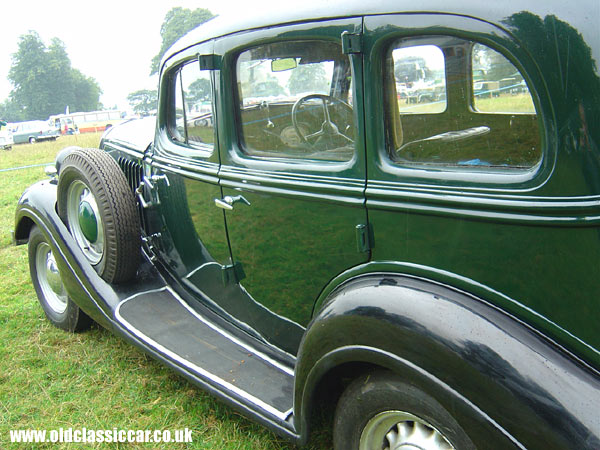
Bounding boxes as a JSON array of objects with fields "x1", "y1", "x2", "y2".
[
  {"x1": 472, "y1": 43, "x2": 535, "y2": 114},
  {"x1": 393, "y1": 45, "x2": 447, "y2": 114},
  {"x1": 385, "y1": 37, "x2": 541, "y2": 171},
  {"x1": 236, "y1": 40, "x2": 355, "y2": 162},
  {"x1": 169, "y1": 60, "x2": 215, "y2": 149}
]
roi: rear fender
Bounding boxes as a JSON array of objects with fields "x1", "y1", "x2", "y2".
[{"x1": 295, "y1": 274, "x2": 600, "y2": 448}]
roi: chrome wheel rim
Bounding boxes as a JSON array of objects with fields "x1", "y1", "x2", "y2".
[
  {"x1": 35, "y1": 242, "x2": 68, "y2": 314},
  {"x1": 360, "y1": 411, "x2": 454, "y2": 450},
  {"x1": 66, "y1": 180, "x2": 104, "y2": 264}
]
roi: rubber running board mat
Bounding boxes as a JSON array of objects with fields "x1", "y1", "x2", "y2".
[{"x1": 116, "y1": 287, "x2": 293, "y2": 419}]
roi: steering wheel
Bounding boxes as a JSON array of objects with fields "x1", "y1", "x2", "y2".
[{"x1": 291, "y1": 94, "x2": 354, "y2": 148}]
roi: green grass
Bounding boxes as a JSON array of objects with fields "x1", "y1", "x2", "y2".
[
  {"x1": 0, "y1": 135, "x2": 326, "y2": 449},
  {"x1": 397, "y1": 92, "x2": 535, "y2": 114},
  {"x1": 473, "y1": 92, "x2": 535, "y2": 113}
]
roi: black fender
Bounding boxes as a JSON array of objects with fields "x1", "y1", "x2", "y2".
[
  {"x1": 14, "y1": 180, "x2": 162, "y2": 328},
  {"x1": 15, "y1": 180, "x2": 121, "y2": 328},
  {"x1": 294, "y1": 274, "x2": 600, "y2": 449},
  {"x1": 54, "y1": 145, "x2": 83, "y2": 173}
]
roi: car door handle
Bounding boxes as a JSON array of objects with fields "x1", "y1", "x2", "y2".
[{"x1": 214, "y1": 195, "x2": 251, "y2": 210}]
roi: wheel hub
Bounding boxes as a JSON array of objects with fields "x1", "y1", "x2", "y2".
[
  {"x1": 45, "y1": 253, "x2": 64, "y2": 296},
  {"x1": 78, "y1": 200, "x2": 98, "y2": 243},
  {"x1": 36, "y1": 242, "x2": 68, "y2": 314},
  {"x1": 66, "y1": 180, "x2": 104, "y2": 265},
  {"x1": 360, "y1": 411, "x2": 454, "y2": 450}
]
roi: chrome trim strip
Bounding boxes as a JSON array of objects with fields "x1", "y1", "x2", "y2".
[
  {"x1": 114, "y1": 288, "x2": 294, "y2": 421},
  {"x1": 185, "y1": 261, "x2": 221, "y2": 279}
]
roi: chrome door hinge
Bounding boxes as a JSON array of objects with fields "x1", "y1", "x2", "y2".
[
  {"x1": 142, "y1": 232, "x2": 162, "y2": 260},
  {"x1": 342, "y1": 31, "x2": 362, "y2": 54},
  {"x1": 356, "y1": 223, "x2": 373, "y2": 253},
  {"x1": 136, "y1": 174, "x2": 170, "y2": 209}
]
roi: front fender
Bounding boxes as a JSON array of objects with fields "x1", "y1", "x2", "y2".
[
  {"x1": 295, "y1": 274, "x2": 600, "y2": 449},
  {"x1": 15, "y1": 180, "x2": 119, "y2": 328}
]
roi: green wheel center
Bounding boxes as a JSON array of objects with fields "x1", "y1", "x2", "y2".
[{"x1": 78, "y1": 200, "x2": 98, "y2": 243}]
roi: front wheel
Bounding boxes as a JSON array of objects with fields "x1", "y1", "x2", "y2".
[
  {"x1": 28, "y1": 226, "x2": 92, "y2": 332},
  {"x1": 333, "y1": 371, "x2": 474, "y2": 450}
]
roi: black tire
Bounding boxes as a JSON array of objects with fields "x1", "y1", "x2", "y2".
[
  {"x1": 29, "y1": 137, "x2": 36, "y2": 144},
  {"x1": 333, "y1": 371, "x2": 474, "y2": 450},
  {"x1": 57, "y1": 148, "x2": 140, "y2": 283},
  {"x1": 28, "y1": 225, "x2": 92, "y2": 332}
]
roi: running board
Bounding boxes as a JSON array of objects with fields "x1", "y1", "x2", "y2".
[{"x1": 115, "y1": 287, "x2": 294, "y2": 422}]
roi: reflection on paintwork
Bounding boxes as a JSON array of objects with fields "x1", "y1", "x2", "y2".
[
  {"x1": 156, "y1": 176, "x2": 227, "y2": 276},
  {"x1": 224, "y1": 186, "x2": 366, "y2": 329},
  {"x1": 300, "y1": 277, "x2": 599, "y2": 448}
]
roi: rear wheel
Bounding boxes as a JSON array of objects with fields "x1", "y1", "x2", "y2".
[
  {"x1": 57, "y1": 148, "x2": 140, "y2": 283},
  {"x1": 28, "y1": 226, "x2": 92, "y2": 332},
  {"x1": 333, "y1": 371, "x2": 474, "y2": 450}
]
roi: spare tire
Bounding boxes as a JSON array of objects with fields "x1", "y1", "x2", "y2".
[{"x1": 57, "y1": 148, "x2": 140, "y2": 283}]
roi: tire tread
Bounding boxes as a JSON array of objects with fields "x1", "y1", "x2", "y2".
[{"x1": 57, "y1": 148, "x2": 140, "y2": 283}]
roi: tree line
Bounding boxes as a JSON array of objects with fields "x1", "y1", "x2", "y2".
[
  {"x1": 0, "y1": 7, "x2": 214, "y2": 122},
  {"x1": 0, "y1": 32, "x2": 101, "y2": 122}
]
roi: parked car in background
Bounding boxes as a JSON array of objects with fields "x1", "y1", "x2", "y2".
[
  {"x1": 0, "y1": 119, "x2": 13, "y2": 150},
  {"x1": 14, "y1": 1, "x2": 600, "y2": 449},
  {"x1": 10, "y1": 120, "x2": 60, "y2": 144}
]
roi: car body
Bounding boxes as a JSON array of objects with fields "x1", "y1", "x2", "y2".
[
  {"x1": 14, "y1": 1, "x2": 600, "y2": 448},
  {"x1": 10, "y1": 120, "x2": 60, "y2": 144}
]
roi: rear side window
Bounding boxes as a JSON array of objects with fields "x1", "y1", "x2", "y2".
[
  {"x1": 394, "y1": 45, "x2": 447, "y2": 114},
  {"x1": 472, "y1": 43, "x2": 535, "y2": 114},
  {"x1": 386, "y1": 36, "x2": 541, "y2": 171},
  {"x1": 169, "y1": 60, "x2": 215, "y2": 149}
]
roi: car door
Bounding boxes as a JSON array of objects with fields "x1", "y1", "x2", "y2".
[
  {"x1": 147, "y1": 40, "x2": 236, "y2": 320},
  {"x1": 214, "y1": 18, "x2": 368, "y2": 354},
  {"x1": 360, "y1": 14, "x2": 600, "y2": 352}
]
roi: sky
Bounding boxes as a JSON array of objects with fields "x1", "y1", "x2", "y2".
[{"x1": 0, "y1": 0, "x2": 279, "y2": 113}]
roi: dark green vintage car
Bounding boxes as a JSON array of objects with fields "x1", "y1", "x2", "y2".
[{"x1": 14, "y1": 1, "x2": 600, "y2": 448}]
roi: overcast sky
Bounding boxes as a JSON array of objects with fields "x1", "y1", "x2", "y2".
[{"x1": 0, "y1": 0, "x2": 279, "y2": 112}]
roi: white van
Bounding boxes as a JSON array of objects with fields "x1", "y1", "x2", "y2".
[
  {"x1": 10, "y1": 120, "x2": 59, "y2": 144},
  {"x1": 0, "y1": 122, "x2": 13, "y2": 150}
]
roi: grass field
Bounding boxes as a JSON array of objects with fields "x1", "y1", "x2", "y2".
[{"x1": 0, "y1": 135, "x2": 325, "y2": 449}]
